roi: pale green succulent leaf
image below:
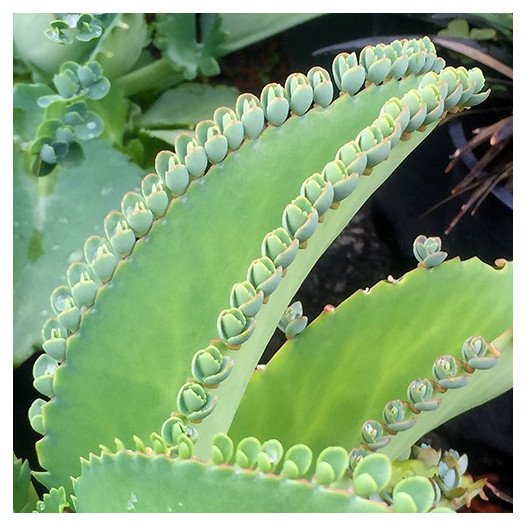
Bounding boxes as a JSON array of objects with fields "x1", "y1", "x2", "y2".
[
  {"x1": 34, "y1": 487, "x2": 70, "y2": 513},
  {"x1": 35, "y1": 70, "x2": 438, "y2": 493},
  {"x1": 72, "y1": 451, "x2": 387, "y2": 512},
  {"x1": 13, "y1": 456, "x2": 39, "y2": 513},
  {"x1": 13, "y1": 141, "x2": 142, "y2": 365},
  {"x1": 231, "y1": 259, "x2": 512, "y2": 459},
  {"x1": 29, "y1": 41, "x2": 491, "y2": 495},
  {"x1": 382, "y1": 330, "x2": 512, "y2": 460}
]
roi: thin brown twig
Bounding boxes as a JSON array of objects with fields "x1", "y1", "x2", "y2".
[
  {"x1": 420, "y1": 180, "x2": 482, "y2": 218},
  {"x1": 445, "y1": 120, "x2": 506, "y2": 173},
  {"x1": 470, "y1": 167, "x2": 512, "y2": 216},
  {"x1": 484, "y1": 481, "x2": 513, "y2": 504},
  {"x1": 445, "y1": 175, "x2": 497, "y2": 234},
  {"x1": 432, "y1": 36, "x2": 513, "y2": 79},
  {"x1": 490, "y1": 116, "x2": 513, "y2": 145},
  {"x1": 450, "y1": 139, "x2": 508, "y2": 194}
]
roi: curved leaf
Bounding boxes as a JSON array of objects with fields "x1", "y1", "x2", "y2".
[
  {"x1": 31, "y1": 41, "x2": 489, "y2": 493},
  {"x1": 73, "y1": 451, "x2": 387, "y2": 512},
  {"x1": 218, "y1": 13, "x2": 322, "y2": 54},
  {"x1": 382, "y1": 330, "x2": 512, "y2": 459},
  {"x1": 36, "y1": 71, "x2": 433, "y2": 492},
  {"x1": 231, "y1": 258, "x2": 512, "y2": 458}
]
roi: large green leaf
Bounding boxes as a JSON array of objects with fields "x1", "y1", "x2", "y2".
[
  {"x1": 35, "y1": 74, "x2": 439, "y2": 492},
  {"x1": 31, "y1": 40, "x2": 489, "y2": 494},
  {"x1": 13, "y1": 141, "x2": 142, "y2": 365},
  {"x1": 382, "y1": 330, "x2": 512, "y2": 459},
  {"x1": 218, "y1": 14, "x2": 323, "y2": 54},
  {"x1": 72, "y1": 450, "x2": 387, "y2": 513},
  {"x1": 231, "y1": 258, "x2": 512, "y2": 458}
]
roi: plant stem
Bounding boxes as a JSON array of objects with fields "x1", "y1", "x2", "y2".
[{"x1": 116, "y1": 59, "x2": 185, "y2": 96}]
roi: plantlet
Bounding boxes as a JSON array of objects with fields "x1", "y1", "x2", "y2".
[{"x1": 14, "y1": 33, "x2": 511, "y2": 513}]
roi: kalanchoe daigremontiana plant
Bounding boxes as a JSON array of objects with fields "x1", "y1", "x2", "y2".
[
  {"x1": 413, "y1": 234, "x2": 448, "y2": 268},
  {"x1": 15, "y1": 35, "x2": 512, "y2": 513},
  {"x1": 23, "y1": 59, "x2": 111, "y2": 176},
  {"x1": 45, "y1": 14, "x2": 105, "y2": 45}
]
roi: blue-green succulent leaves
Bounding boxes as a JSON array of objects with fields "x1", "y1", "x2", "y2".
[
  {"x1": 191, "y1": 345, "x2": 234, "y2": 387},
  {"x1": 413, "y1": 235, "x2": 447, "y2": 268},
  {"x1": 461, "y1": 336, "x2": 500, "y2": 370},
  {"x1": 278, "y1": 301, "x2": 308, "y2": 339},
  {"x1": 177, "y1": 382, "x2": 217, "y2": 422}
]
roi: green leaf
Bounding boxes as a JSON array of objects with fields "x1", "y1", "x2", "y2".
[
  {"x1": 90, "y1": 14, "x2": 148, "y2": 79},
  {"x1": 45, "y1": 20, "x2": 73, "y2": 45},
  {"x1": 53, "y1": 68, "x2": 81, "y2": 99},
  {"x1": 137, "y1": 83, "x2": 239, "y2": 129},
  {"x1": 381, "y1": 330, "x2": 512, "y2": 460},
  {"x1": 469, "y1": 28, "x2": 497, "y2": 41},
  {"x1": 438, "y1": 19, "x2": 470, "y2": 39},
  {"x1": 74, "y1": 14, "x2": 104, "y2": 43},
  {"x1": 73, "y1": 451, "x2": 387, "y2": 512},
  {"x1": 71, "y1": 111, "x2": 104, "y2": 140},
  {"x1": 34, "y1": 74, "x2": 439, "y2": 492},
  {"x1": 13, "y1": 83, "x2": 54, "y2": 142},
  {"x1": 469, "y1": 13, "x2": 512, "y2": 40},
  {"x1": 13, "y1": 456, "x2": 38, "y2": 513},
  {"x1": 218, "y1": 14, "x2": 322, "y2": 54},
  {"x1": 154, "y1": 14, "x2": 226, "y2": 80},
  {"x1": 30, "y1": 43, "x2": 491, "y2": 493},
  {"x1": 85, "y1": 77, "x2": 110, "y2": 100},
  {"x1": 13, "y1": 14, "x2": 94, "y2": 76},
  {"x1": 13, "y1": 141, "x2": 143, "y2": 366},
  {"x1": 35, "y1": 487, "x2": 70, "y2": 513},
  {"x1": 230, "y1": 258, "x2": 512, "y2": 459}
]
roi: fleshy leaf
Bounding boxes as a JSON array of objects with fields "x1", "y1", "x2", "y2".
[
  {"x1": 29, "y1": 41, "x2": 490, "y2": 494},
  {"x1": 13, "y1": 141, "x2": 142, "y2": 365},
  {"x1": 218, "y1": 14, "x2": 321, "y2": 54},
  {"x1": 231, "y1": 259, "x2": 512, "y2": 458},
  {"x1": 73, "y1": 450, "x2": 388, "y2": 512},
  {"x1": 13, "y1": 456, "x2": 38, "y2": 512},
  {"x1": 34, "y1": 487, "x2": 70, "y2": 513}
]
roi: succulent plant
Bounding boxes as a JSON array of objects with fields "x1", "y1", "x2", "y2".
[{"x1": 15, "y1": 35, "x2": 512, "y2": 513}]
